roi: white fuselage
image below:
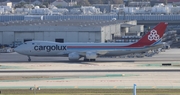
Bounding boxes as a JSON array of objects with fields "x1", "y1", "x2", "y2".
[{"x1": 15, "y1": 41, "x2": 163, "y2": 57}]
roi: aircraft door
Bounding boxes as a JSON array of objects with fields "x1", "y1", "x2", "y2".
[{"x1": 29, "y1": 42, "x2": 37, "y2": 55}]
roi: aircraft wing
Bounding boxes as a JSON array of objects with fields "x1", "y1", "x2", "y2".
[
  {"x1": 78, "y1": 50, "x2": 109, "y2": 56},
  {"x1": 57, "y1": 50, "x2": 109, "y2": 56}
]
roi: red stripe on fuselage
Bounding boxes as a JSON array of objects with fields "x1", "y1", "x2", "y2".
[{"x1": 67, "y1": 46, "x2": 142, "y2": 48}]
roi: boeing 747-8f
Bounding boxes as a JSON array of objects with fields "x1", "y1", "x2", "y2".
[{"x1": 14, "y1": 22, "x2": 168, "y2": 62}]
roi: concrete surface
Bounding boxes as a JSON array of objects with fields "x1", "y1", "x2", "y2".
[{"x1": 0, "y1": 49, "x2": 180, "y2": 89}]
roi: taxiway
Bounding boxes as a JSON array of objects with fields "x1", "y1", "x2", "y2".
[{"x1": 0, "y1": 49, "x2": 180, "y2": 89}]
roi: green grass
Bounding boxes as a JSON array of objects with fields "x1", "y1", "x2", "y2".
[{"x1": 0, "y1": 89, "x2": 180, "y2": 95}]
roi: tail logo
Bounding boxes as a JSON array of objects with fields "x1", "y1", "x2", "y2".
[{"x1": 148, "y1": 29, "x2": 160, "y2": 41}]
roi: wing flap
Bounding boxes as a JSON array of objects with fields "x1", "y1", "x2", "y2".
[{"x1": 78, "y1": 50, "x2": 109, "y2": 57}]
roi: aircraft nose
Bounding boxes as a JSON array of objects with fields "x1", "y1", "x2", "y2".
[{"x1": 14, "y1": 47, "x2": 21, "y2": 53}]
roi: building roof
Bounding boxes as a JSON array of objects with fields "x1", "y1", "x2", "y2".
[
  {"x1": 0, "y1": 19, "x2": 125, "y2": 27},
  {"x1": 150, "y1": 0, "x2": 180, "y2": 4},
  {"x1": 0, "y1": 0, "x2": 56, "y2": 3},
  {"x1": 121, "y1": 24, "x2": 135, "y2": 27},
  {"x1": 154, "y1": 0, "x2": 180, "y2": 2}
]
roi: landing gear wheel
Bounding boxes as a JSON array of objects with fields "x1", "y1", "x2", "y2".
[
  {"x1": 90, "y1": 59, "x2": 96, "y2": 61},
  {"x1": 84, "y1": 59, "x2": 89, "y2": 61},
  {"x1": 84, "y1": 58, "x2": 96, "y2": 62}
]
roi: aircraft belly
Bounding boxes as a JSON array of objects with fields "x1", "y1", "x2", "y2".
[
  {"x1": 102, "y1": 48, "x2": 148, "y2": 56},
  {"x1": 29, "y1": 50, "x2": 62, "y2": 56}
]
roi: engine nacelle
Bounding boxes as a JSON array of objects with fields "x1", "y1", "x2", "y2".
[
  {"x1": 86, "y1": 52, "x2": 97, "y2": 59},
  {"x1": 68, "y1": 52, "x2": 80, "y2": 61}
]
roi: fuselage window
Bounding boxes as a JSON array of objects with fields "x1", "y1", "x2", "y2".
[{"x1": 32, "y1": 43, "x2": 35, "y2": 45}]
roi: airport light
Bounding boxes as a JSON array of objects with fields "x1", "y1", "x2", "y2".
[
  {"x1": 30, "y1": 85, "x2": 40, "y2": 95},
  {"x1": 133, "y1": 84, "x2": 136, "y2": 95}
]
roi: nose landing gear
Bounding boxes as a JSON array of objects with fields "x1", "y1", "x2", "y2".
[{"x1": 28, "y1": 56, "x2": 31, "y2": 62}]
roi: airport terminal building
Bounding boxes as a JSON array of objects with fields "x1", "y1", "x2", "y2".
[{"x1": 0, "y1": 20, "x2": 142, "y2": 45}]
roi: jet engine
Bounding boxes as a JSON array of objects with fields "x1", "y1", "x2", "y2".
[
  {"x1": 68, "y1": 52, "x2": 80, "y2": 61},
  {"x1": 86, "y1": 52, "x2": 97, "y2": 59}
]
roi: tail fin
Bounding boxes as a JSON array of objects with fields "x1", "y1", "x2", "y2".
[{"x1": 128, "y1": 22, "x2": 168, "y2": 47}]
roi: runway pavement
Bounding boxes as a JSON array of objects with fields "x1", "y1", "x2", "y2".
[
  {"x1": 0, "y1": 49, "x2": 180, "y2": 62},
  {"x1": 0, "y1": 72, "x2": 180, "y2": 89},
  {"x1": 0, "y1": 49, "x2": 180, "y2": 89},
  {"x1": 0, "y1": 69, "x2": 180, "y2": 73}
]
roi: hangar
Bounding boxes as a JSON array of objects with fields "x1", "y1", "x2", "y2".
[{"x1": 0, "y1": 20, "x2": 140, "y2": 45}]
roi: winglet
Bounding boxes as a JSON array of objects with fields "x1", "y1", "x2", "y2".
[{"x1": 128, "y1": 22, "x2": 168, "y2": 47}]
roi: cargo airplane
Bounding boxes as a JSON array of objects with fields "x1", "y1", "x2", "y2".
[{"x1": 14, "y1": 22, "x2": 168, "y2": 62}]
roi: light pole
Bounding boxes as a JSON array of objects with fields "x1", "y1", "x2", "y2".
[
  {"x1": 30, "y1": 85, "x2": 40, "y2": 95},
  {"x1": 133, "y1": 84, "x2": 136, "y2": 95}
]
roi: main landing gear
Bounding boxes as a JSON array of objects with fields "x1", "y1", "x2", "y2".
[
  {"x1": 28, "y1": 56, "x2": 31, "y2": 62},
  {"x1": 84, "y1": 58, "x2": 96, "y2": 62}
]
